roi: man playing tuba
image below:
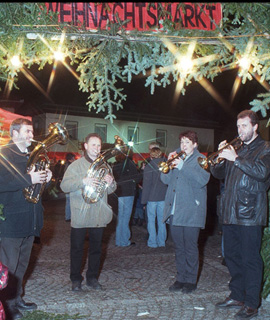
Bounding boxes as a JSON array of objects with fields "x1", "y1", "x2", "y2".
[
  {"x1": 0, "y1": 118, "x2": 52, "y2": 320},
  {"x1": 60, "y1": 133, "x2": 116, "y2": 292}
]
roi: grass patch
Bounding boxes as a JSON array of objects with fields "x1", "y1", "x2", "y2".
[{"x1": 22, "y1": 311, "x2": 85, "y2": 319}]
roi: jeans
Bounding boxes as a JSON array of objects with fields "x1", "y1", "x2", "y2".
[
  {"x1": 146, "y1": 201, "x2": 166, "y2": 247},
  {"x1": 116, "y1": 196, "x2": 135, "y2": 246}
]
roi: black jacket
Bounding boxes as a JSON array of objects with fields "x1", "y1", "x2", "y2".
[
  {"x1": 211, "y1": 135, "x2": 270, "y2": 226},
  {"x1": 141, "y1": 158, "x2": 168, "y2": 204},
  {"x1": 0, "y1": 141, "x2": 44, "y2": 237},
  {"x1": 113, "y1": 157, "x2": 142, "y2": 197}
]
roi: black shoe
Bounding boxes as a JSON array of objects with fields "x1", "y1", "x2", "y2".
[
  {"x1": 10, "y1": 308, "x2": 23, "y2": 319},
  {"x1": 182, "y1": 283, "x2": 197, "y2": 294},
  {"x1": 221, "y1": 258, "x2": 227, "y2": 266},
  {"x1": 216, "y1": 297, "x2": 244, "y2": 309},
  {"x1": 86, "y1": 278, "x2": 102, "y2": 290},
  {"x1": 169, "y1": 281, "x2": 185, "y2": 292},
  {"x1": 72, "y1": 281, "x2": 83, "y2": 292},
  {"x1": 16, "y1": 299, "x2": 37, "y2": 311},
  {"x1": 129, "y1": 242, "x2": 136, "y2": 246},
  {"x1": 234, "y1": 306, "x2": 258, "y2": 319}
]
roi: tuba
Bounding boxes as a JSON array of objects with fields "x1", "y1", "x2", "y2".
[
  {"x1": 158, "y1": 151, "x2": 186, "y2": 174},
  {"x1": 82, "y1": 135, "x2": 125, "y2": 204},
  {"x1": 198, "y1": 136, "x2": 242, "y2": 172},
  {"x1": 23, "y1": 123, "x2": 69, "y2": 203}
]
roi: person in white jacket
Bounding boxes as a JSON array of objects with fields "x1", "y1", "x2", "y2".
[{"x1": 61, "y1": 133, "x2": 116, "y2": 292}]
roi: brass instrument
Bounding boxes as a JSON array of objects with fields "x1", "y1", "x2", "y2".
[
  {"x1": 23, "y1": 123, "x2": 69, "y2": 203},
  {"x1": 198, "y1": 136, "x2": 242, "y2": 172},
  {"x1": 82, "y1": 135, "x2": 125, "y2": 204},
  {"x1": 158, "y1": 150, "x2": 186, "y2": 174}
]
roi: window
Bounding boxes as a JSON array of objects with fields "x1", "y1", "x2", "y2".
[
  {"x1": 156, "y1": 129, "x2": 167, "y2": 147},
  {"x1": 95, "y1": 123, "x2": 107, "y2": 142},
  {"x1": 65, "y1": 121, "x2": 78, "y2": 140},
  {"x1": 128, "y1": 126, "x2": 139, "y2": 144}
]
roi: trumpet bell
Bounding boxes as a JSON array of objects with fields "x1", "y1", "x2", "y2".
[{"x1": 197, "y1": 157, "x2": 210, "y2": 172}]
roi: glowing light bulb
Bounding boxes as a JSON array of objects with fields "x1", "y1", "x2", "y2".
[
  {"x1": 54, "y1": 51, "x2": 64, "y2": 61},
  {"x1": 239, "y1": 57, "x2": 250, "y2": 70},
  {"x1": 10, "y1": 55, "x2": 22, "y2": 68}
]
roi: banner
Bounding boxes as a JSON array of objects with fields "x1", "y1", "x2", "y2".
[
  {"x1": 46, "y1": 2, "x2": 222, "y2": 31},
  {"x1": 0, "y1": 108, "x2": 32, "y2": 146}
]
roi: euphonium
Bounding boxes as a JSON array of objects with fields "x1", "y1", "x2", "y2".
[
  {"x1": 23, "y1": 123, "x2": 69, "y2": 203},
  {"x1": 82, "y1": 135, "x2": 125, "y2": 204},
  {"x1": 158, "y1": 150, "x2": 186, "y2": 174},
  {"x1": 198, "y1": 136, "x2": 243, "y2": 172}
]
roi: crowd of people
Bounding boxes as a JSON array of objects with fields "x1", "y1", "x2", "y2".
[{"x1": 0, "y1": 109, "x2": 269, "y2": 319}]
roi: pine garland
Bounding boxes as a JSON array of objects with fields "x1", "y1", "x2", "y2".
[{"x1": 0, "y1": 3, "x2": 269, "y2": 122}]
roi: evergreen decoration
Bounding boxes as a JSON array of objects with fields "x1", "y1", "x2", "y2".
[
  {"x1": 261, "y1": 191, "x2": 270, "y2": 299},
  {"x1": 0, "y1": 3, "x2": 269, "y2": 122}
]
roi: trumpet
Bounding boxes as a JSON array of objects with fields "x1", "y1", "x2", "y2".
[
  {"x1": 158, "y1": 151, "x2": 186, "y2": 174},
  {"x1": 198, "y1": 136, "x2": 242, "y2": 172}
]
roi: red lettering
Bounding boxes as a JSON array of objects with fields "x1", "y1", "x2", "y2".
[{"x1": 45, "y1": 2, "x2": 222, "y2": 32}]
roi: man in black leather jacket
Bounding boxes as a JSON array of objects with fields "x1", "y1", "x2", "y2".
[
  {"x1": 211, "y1": 110, "x2": 270, "y2": 319},
  {"x1": 0, "y1": 118, "x2": 52, "y2": 319}
]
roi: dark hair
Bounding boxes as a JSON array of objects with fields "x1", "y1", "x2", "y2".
[
  {"x1": 10, "y1": 118, "x2": 32, "y2": 137},
  {"x1": 85, "y1": 133, "x2": 102, "y2": 144},
  {"x1": 237, "y1": 110, "x2": 259, "y2": 126},
  {"x1": 179, "y1": 130, "x2": 198, "y2": 144},
  {"x1": 65, "y1": 153, "x2": 76, "y2": 161}
]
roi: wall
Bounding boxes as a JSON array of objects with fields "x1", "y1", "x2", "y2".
[{"x1": 40, "y1": 112, "x2": 215, "y2": 155}]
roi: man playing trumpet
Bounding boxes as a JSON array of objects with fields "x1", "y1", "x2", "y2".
[{"x1": 212, "y1": 110, "x2": 270, "y2": 319}]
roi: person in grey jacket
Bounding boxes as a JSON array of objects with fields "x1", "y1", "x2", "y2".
[
  {"x1": 211, "y1": 110, "x2": 270, "y2": 319},
  {"x1": 60, "y1": 133, "x2": 116, "y2": 292},
  {"x1": 141, "y1": 147, "x2": 168, "y2": 247},
  {"x1": 161, "y1": 130, "x2": 210, "y2": 294}
]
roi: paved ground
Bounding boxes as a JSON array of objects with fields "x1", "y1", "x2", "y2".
[{"x1": 21, "y1": 197, "x2": 270, "y2": 320}]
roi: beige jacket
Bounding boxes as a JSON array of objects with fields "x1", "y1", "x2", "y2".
[{"x1": 60, "y1": 156, "x2": 116, "y2": 228}]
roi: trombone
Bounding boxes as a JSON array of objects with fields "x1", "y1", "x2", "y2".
[
  {"x1": 198, "y1": 136, "x2": 242, "y2": 172},
  {"x1": 158, "y1": 151, "x2": 186, "y2": 174}
]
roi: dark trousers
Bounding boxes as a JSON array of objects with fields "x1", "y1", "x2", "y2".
[
  {"x1": 0, "y1": 236, "x2": 34, "y2": 308},
  {"x1": 70, "y1": 227, "x2": 104, "y2": 283},
  {"x1": 223, "y1": 224, "x2": 263, "y2": 309},
  {"x1": 170, "y1": 219, "x2": 200, "y2": 284}
]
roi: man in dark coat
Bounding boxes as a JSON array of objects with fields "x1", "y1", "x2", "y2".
[
  {"x1": 211, "y1": 110, "x2": 270, "y2": 319},
  {"x1": 0, "y1": 118, "x2": 52, "y2": 319}
]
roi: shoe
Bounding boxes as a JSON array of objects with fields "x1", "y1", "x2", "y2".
[
  {"x1": 182, "y1": 283, "x2": 197, "y2": 294},
  {"x1": 16, "y1": 299, "x2": 37, "y2": 310},
  {"x1": 10, "y1": 308, "x2": 23, "y2": 319},
  {"x1": 86, "y1": 278, "x2": 102, "y2": 290},
  {"x1": 216, "y1": 297, "x2": 244, "y2": 309},
  {"x1": 234, "y1": 306, "x2": 258, "y2": 319},
  {"x1": 221, "y1": 258, "x2": 227, "y2": 266},
  {"x1": 169, "y1": 281, "x2": 185, "y2": 292},
  {"x1": 72, "y1": 281, "x2": 82, "y2": 292},
  {"x1": 129, "y1": 242, "x2": 136, "y2": 246}
]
